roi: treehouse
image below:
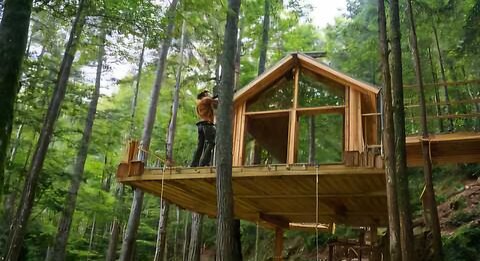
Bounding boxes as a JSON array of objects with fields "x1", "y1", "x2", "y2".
[{"x1": 117, "y1": 52, "x2": 480, "y2": 260}]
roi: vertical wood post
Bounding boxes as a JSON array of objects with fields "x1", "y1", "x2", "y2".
[
  {"x1": 359, "y1": 229, "x2": 365, "y2": 261},
  {"x1": 274, "y1": 227, "x2": 283, "y2": 261},
  {"x1": 328, "y1": 244, "x2": 334, "y2": 261},
  {"x1": 370, "y1": 225, "x2": 379, "y2": 261},
  {"x1": 287, "y1": 65, "x2": 300, "y2": 164}
]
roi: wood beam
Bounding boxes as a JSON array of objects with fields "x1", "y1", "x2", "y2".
[
  {"x1": 234, "y1": 55, "x2": 294, "y2": 103},
  {"x1": 117, "y1": 164, "x2": 385, "y2": 182},
  {"x1": 262, "y1": 211, "x2": 387, "y2": 217},
  {"x1": 296, "y1": 105, "x2": 346, "y2": 115},
  {"x1": 236, "y1": 191, "x2": 386, "y2": 199},
  {"x1": 297, "y1": 54, "x2": 380, "y2": 94},
  {"x1": 244, "y1": 109, "x2": 290, "y2": 118},
  {"x1": 259, "y1": 213, "x2": 290, "y2": 229}
]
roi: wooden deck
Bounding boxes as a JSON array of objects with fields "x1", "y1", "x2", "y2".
[
  {"x1": 118, "y1": 165, "x2": 388, "y2": 228},
  {"x1": 406, "y1": 132, "x2": 480, "y2": 166},
  {"x1": 117, "y1": 132, "x2": 480, "y2": 229}
]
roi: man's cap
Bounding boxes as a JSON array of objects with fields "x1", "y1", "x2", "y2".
[{"x1": 197, "y1": 89, "x2": 210, "y2": 99}]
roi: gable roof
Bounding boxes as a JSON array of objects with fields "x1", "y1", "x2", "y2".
[{"x1": 234, "y1": 53, "x2": 380, "y2": 103}]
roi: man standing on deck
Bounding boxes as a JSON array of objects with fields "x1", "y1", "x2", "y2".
[{"x1": 191, "y1": 90, "x2": 218, "y2": 167}]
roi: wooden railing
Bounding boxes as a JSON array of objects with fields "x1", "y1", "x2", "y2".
[{"x1": 403, "y1": 79, "x2": 480, "y2": 135}]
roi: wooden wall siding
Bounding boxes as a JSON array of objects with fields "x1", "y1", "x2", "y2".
[
  {"x1": 345, "y1": 87, "x2": 365, "y2": 152},
  {"x1": 232, "y1": 103, "x2": 246, "y2": 166}
]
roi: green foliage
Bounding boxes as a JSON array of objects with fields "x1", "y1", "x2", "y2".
[
  {"x1": 2, "y1": 0, "x2": 480, "y2": 259},
  {"x1": 443, "y1": 225, "x2": 480, "y2": 261},
  {"x1": 303, "y1": 232, "x2": 334, "y2": 252},
  {"x1": 448, "y1": 210, "x2": 479, "y2": 227}
]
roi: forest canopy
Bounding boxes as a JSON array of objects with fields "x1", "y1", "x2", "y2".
[{"x1": 0, "y1": 0, "x2": 479, "y2": 260}]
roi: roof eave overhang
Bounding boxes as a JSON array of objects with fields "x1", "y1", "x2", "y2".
[
  {"x1": 296, "y1": 53, "x2": 380, "y2": 95},
  {"x1": 233, "y1": 55, "x2": 295, "y2": 103}
]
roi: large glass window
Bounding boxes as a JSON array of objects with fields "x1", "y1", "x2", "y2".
[
  {"x1": 243, "y1": 113, "x2": 289, "y2": 164},
  {"x1": 242, "y1": 67, "x2": 348, "y2": 165},
  {"x1": 246, "y1": 75, "x2": 294, "y2": 112},
  {"x1": 298, "y1": 70, "x2": 345, "y2": 108},
  {"x1": 296, "y1": 113, "x2": 344, "y2": 164}
]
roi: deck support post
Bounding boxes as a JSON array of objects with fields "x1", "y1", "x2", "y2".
[
  {"x1": 274, "y1": 227, "x2": 283, "y2": 261},
  {"x1": 328, "y1": 244, "x2": 334, "y2": 261},
  {"x1": 370, "y1": 225, "x2": 379, "y2": 261},
  {"x1": 359, "y1": 229, "x2": 365, "y2": 261}
]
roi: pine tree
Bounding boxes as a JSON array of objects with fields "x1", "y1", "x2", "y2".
[
  {"x1": 119, "y1": 0, "x2": 179, "y2": 259},
  {"x1": 389, "y1": 0, "x2": 414, "y2": 260},
  {"x1": 0, "y1": 0, "x2": 33, "y2": 198},
  {"x1": 215, "y1": 0, "x2": 242, "y2": 260},
  {"x1": 405, "y1": 0, "x2": 443, "y2": 259},
  {"x1": 377, "y1": 0, "x2": 401, "y2": 259},
  {"x1": 50, "y1": 24, "x2": 106, "y2": 261},
  {"x1": 5, "y1": 1, "x2": 87, "y2": 259}
]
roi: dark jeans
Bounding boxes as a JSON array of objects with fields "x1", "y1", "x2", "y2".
[{"x1": 190, "y1": 121, "x2": 216, "y2": 167}]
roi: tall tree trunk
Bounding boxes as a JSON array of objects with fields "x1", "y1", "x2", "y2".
[
  {"x1": 406, "y1": 2, "x2": 443, "y2": 260},
  {"x1": 120, "y1": 189, "x2": 143, "y2": 261},
  {"x1": 8, "y1": 124, "x2": 23, "y2": 164},
  {"x1": 51, "y1": 25, "x2": 106, "y2": 261},
  {"x1": 106, "y1": 216, "x2": 121, "y2": 261},
  {"x1": 254, "y1": 224, "x2": 260, "y2": 261},
  {"x1": 3, "y1": 123, "x2": 24, "y2": 206},
  {"x1": 257, "y1": 0, "x2": 270, "y2": 75},
  {"x1": 155, "y1": 19, "x2": 186, "y2": 261},
  {"x1": 154, "y1": 201, "x2": 170, "y2": 261},
  {"x1": 0, "y1": 0, "x2": 33, "y2": 198},
  {"x1": 87, "y1": 214, "x2": 97, "y2": 259},
  {"x1": 0, "y1": 1, "x2": 4, "y2": 18},
  {"x1": 166, "y1": 19, "x2": 186, "y2": 166},
  {"x1": 5, "y1": 1, "x2": 86, "y2": 259},
  {"x1": 3, "y1": 130, "x2": 37, "y2": 225},
  {"x1": 156, "y1": 19, "x2": 186, "y2": 261},
  {"x1": 232, "y1": 219, "x2": 243, "y2": 261},
  {"x1": 234, "y1": 18, "x2": 243, "y2": 90},
  {"x1": 119, "y1": 0, "x2": 179, "y2": 260},
  {"x1": 173, "y1": 208, "x2": 180, "y2": 260},
  {"x1": 129, "y1": 39, "x2": 146, "y2": 138},
  {"x1": 213, "y1": 51, "x2": 222, "y2": 95},
  {"x1": 106, "y1": 38, "x2": 146, "y2": 261},
  {"x1": 427, "y1": 47, "x2": 444, "y2": 132},
  {"x1": 432, "y1": 23, "x2": 454, "y2": 131},
  {"x1": 182, "y1": 212, "x2": 191, "y2": 261},
  {"x1": 377, "y1": 1, "x2": 402, "y2": 260},
  {"x1": 187, "y1": 213, "x2": 203, "y2": 261},
  {"x1": 215, "y1": 0, "x2": 241, "y2": 260},
  {"x1": 389, "y1": 1, "x2": 414, "y2": 260}
]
